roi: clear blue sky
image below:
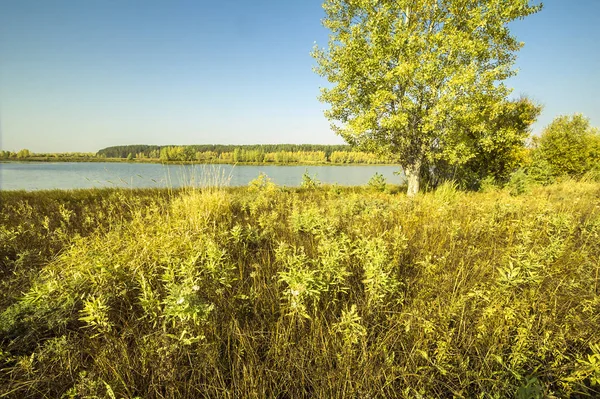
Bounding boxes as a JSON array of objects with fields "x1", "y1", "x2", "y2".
[{"x1": 0, "y1": 0, "x2": 598, "y2": 153}]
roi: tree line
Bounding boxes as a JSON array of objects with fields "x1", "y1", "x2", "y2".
[
  {"x1": 0, "y1": 150, "x2": 95, "y2": 160},
  {"x1": 95, "y1": 144, "x2": 389, "y2": 164},
  {"x1": 4, "y1": 117, "x2": 599, "y2": 177},
  {"x1": 1, "y1": 145, "x2": 390, "y2": 165}
]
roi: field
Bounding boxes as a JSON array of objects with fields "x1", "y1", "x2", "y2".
[{"x1": 1, "y1": 180, "x2": 599, "y2": 398}]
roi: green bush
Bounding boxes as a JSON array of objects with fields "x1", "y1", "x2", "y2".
[
  {"x1": 301, "y1": 169, "x2": 321, "y2": 189},
  {"x1": 506, "y1": 168, "x2": 531, "y2": 196},
  {"x1": 526, "y1": 154, "x2": 556, "y2": 185},
  {"x1": 367, "y1": 172, "x2": 387, "y2": 192},
  {"x1": 533, "y1": 114, "x2": 600, "y2": 177}
]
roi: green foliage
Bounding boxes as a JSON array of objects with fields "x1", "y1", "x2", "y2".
[
  {"x1": 478, "y1": 175, "x2": 500, "y2": 193},
  {"x1": 507, "y1": 168, "x2": 531, "y2": 196},
  {"x1": 367, "y1": 172, "x2": 387, "y2": 192},
  {"x1": 423, "y1": 97, "x2": 542, "y2": 190},
  {"x1": 301, "y1": 170, "x2": 321, "y2": 189},
  {"x1": 329, "y1": 150, "x2": 387, "y2": 164},
  {"x1": 332, "y1": 304, "x2": 366, "y2": 348},
  {"x1": 1, "y1": 182, "x2": 600, "y2": 397},
  {"x1": 247, "y1": 172, "x2": 277, "y2": 193},
  {"x1": 526, "y1": 153, "x2": 557, "y2": 186},
  {"x1": 1, "y1": 144, "x2": 392, "y2": 165},
  {"x1": 16, "y1": 149, "x2": 31, "y2": 159},
  {"x1": 0, "y1": 150, "x2": 14, "y2": 159},
  {"x1": 516, "y1": 377, "x2": 544, "y2": 399},
  {"x1": 2, "y1": 145, "x2": 393, "y2": 165},
  {"x1": 1, "y1": 151, "x2": 97, "y2": 162},
  {"x1": 533, "y1": 114, "x2": 600, "y2": 177},
  {"x1": 313, "y1": 0, "x2": 541, "y2": 195},
  {"x1": 0, "y1": 189, "x2": 173, "y2": 308},
  {"x1": 98, "y1": 144, "x2": 388, "y2": 164}
]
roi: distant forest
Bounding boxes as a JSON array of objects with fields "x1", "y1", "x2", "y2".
[
  {"x1": 96, "y1": 144, "x2": 389, "y2": 164},
  {"x1": 1, "y1": 144, "x2": 390, "y2": 165}
]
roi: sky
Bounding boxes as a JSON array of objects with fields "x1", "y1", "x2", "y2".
[{"x1": 0, "y1": 0, "x2": 598, "y2": 153}]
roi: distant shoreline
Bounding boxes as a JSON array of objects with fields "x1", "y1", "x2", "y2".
[
  {"x1": 2, "y1": 144, "x2": 392, "y2": 165},
  {"x1": 0, "y1": 158, "x2": 397, "y2": 167}
]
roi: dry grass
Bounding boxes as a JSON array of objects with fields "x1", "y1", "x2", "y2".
[{"x1": 1, "y1": 180, "x2": 599, "y2": 398}]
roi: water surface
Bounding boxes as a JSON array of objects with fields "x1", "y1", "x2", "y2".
[{"x1": 0, "y1": 162, "x2": 404, "y2": 191}]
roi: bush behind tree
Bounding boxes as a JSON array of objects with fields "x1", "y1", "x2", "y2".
[{"x1": 421, "y1": 97, "x2": 542, "y2": 190}]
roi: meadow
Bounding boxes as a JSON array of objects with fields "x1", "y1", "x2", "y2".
[{"x1": 1, "y1": 178, "x2": 599, "y2": 398}]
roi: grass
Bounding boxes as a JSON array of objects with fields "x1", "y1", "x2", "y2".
[
  {"x1": 0, "y1": 188, "x2": 175, "y2": 308},
  {"x1": 0, "y1": 179, "x2": 599, "y2": 398}
]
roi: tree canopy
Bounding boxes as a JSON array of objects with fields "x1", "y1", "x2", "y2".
[
  {"x1": 424, "y1": 96, "x2": 541, "y2": 189},
  {"x1": 533, "y1": 114, "x2": 600, "y2": 177},
  {"x1": 313, "y1": 0, "x2": 542, "y2": 195}
]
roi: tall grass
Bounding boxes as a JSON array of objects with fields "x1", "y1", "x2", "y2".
[
  {"x1": 0, "y1": 188, "x2": 174, "y2": 308},
  {"x1": 1, "y1": 180, "x2": 599, "y2": 398}
]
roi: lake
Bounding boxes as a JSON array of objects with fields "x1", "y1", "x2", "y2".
[{"x1": 0, "y1": 162, "x2": 404, "y2": 191}]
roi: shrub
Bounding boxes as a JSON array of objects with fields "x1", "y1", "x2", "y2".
[
  {"x1": 506, "y1": 168, "x2": 531, "y2": 196},
  {"x1": 533, "y1": 114, "x2": 600, "y2": 177},
  {"x1": 248, "y1": 172, "x2": 277, "y2": 192},
  {"x1": 301, "y1": 169, "x2": 321, "y2": 189},
  {"x1": 367, "y1": 172, "x2": 387, "y2": 192}
]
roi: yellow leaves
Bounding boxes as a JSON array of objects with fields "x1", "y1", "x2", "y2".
[
  {"x1": 380, "y1": 112, "x2": 409, "y2": 131},
  {"x1": 370, "y1": 88, "x2": 395, "y2": 107}
]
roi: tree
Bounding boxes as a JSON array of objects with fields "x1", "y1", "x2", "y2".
[
  {"x1": 533, "y1": 114, "x2": 600, "y2": 177},
  {"x1": 313, "y1": 0, "x2": 542, "y2": 195},
  {"x1": 16, "y1": 149, "x2": 31, "y2": 159},
  {"x1": 423, "y1": 96, "x2": 542, "y2": 189}
]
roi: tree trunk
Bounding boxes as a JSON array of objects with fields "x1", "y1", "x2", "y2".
[{"x1": 405, "y1": 159, "x2": 422, "y2": 197}]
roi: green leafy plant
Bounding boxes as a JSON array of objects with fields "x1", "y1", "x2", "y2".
[
  {"x1": 367, "y1": 172, "x2": 387, "y2": 192},
  {"x1": 301, "y1": 169, "x2": 321, "y2": 189},
  {"x1": 533, "y1": 113, "x2": 600, "y2": 177},
  {"x1": 507, "y1": 168, "x2": 531, "y2": 196}
]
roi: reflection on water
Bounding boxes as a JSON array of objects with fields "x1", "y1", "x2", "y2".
[{"x1": 0, "y1": 162, "x2": 404, "y2": 191}]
